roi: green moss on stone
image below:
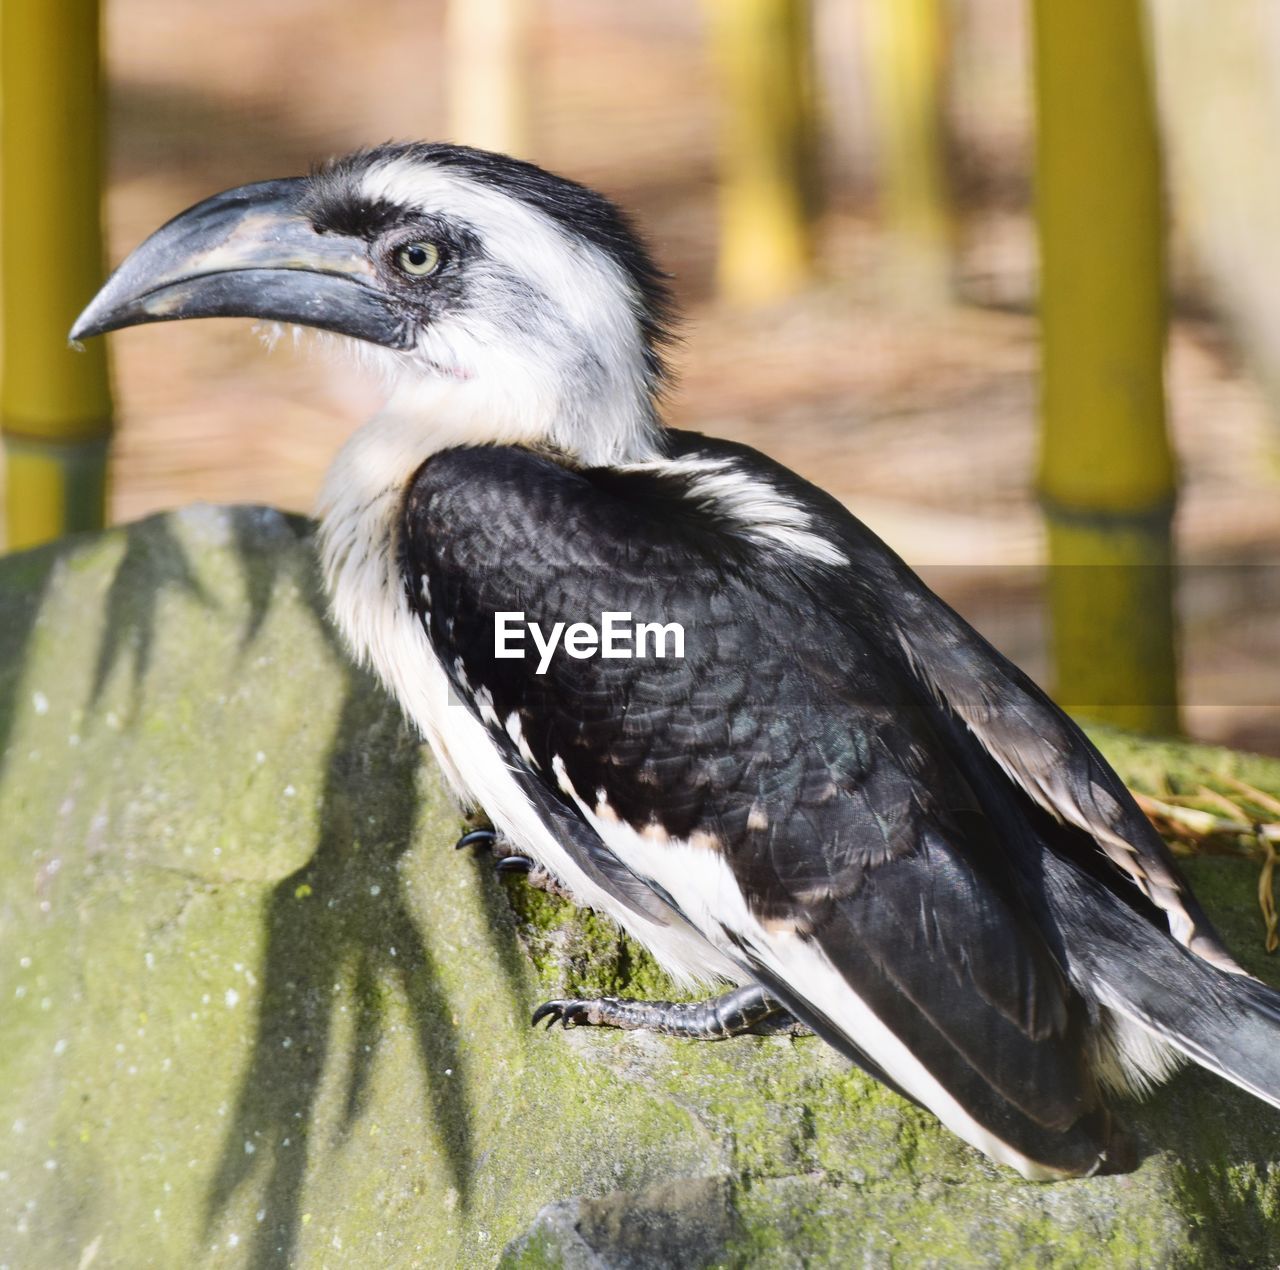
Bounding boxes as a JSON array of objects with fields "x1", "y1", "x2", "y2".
[{"x1": 3, "y1": 509, "x2": 1280, "y2": 1268}]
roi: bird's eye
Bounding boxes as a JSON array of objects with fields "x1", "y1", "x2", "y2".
[{"x1": 395, "y1": 241, "x2": 441, "y2": 277}]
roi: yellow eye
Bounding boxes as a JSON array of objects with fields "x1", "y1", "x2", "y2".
[{"x1": 396, "y1": 241, "x2": 440, "y2": 276}]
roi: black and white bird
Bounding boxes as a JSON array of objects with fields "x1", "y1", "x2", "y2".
[{"x1": 73, "y1": 142, "x2": 1280, "y2": 1179}]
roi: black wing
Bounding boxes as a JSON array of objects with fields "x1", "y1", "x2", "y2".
[
  {"x1": 673, "y1": 431, "x2": 1233, "y2": 969},
  {"x1": 401, "y1": 436, "x2": 1134, "y2": 1176}
]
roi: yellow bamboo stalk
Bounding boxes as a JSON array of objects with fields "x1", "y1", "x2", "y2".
[
  {"x1": 1032, "y1": 0, "x2": 1178, "y2": 735},
  {"x1": 863, "y1": 0, "x2": 953, "y2": 306},
  {"x1": 2, "y1": 0, "x2": 113, "y2": 551},
  {"x1": 705, "y1": 0, "x2": 817, "y2": 306},
  {"x1": 445, "y1": 0, "x2": 533, "y2": 157}
]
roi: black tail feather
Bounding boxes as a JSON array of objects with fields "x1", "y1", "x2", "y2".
[{"x1": 1038, "y1": 848, "x2": 1280, "y2": 1112}]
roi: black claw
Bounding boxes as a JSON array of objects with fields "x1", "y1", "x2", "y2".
[
  {"x1": 494, "y1": 855, "x2": 534, "y2": 875},
  {"x1": 455, "y1": 828, "x2": 496, "y2": 851},
  {"x1": 532, "y1": 1000, "x2": 576, "y2": 1030},
  {"x1": 531, "y1": 1000, "x2": 594, "y2": 1030}
]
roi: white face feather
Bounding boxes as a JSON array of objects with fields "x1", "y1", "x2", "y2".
[{"x1": 347, "y1": 155, "x2": 663, "y2": 468}]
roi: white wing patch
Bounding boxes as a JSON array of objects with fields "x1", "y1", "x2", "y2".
[{"x1": 620, "y1": 456, "x2": 847, "y2": 567}]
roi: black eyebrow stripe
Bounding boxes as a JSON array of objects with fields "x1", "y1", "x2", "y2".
[{"x1": 304, "y1": 190, "x2": 416, "y2": 240}]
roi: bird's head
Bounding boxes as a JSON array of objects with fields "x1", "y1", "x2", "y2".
[{"x1": 72, "y1": 143, "x2": 674, "y2": 464}]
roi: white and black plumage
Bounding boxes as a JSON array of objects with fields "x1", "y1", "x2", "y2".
[{"x1": 73, "y1": 142, "x2": 1280, "y2": 1179}]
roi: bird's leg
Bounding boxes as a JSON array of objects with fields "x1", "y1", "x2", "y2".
[
  {"x1": 532, "y1": 983, "x2": 810, "y2": 1040},
  {"x1": 453, "y1": 826, "x2": 576, "y2": 900}
]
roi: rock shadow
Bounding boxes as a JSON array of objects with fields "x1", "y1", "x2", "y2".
[
  {"x1": 227, "y1": 506, "x2": 305, "y2": 650},
  {"x1": 200, "y1": 515, "x2": 538, "y2": 1266},
  {"x1": 3, "y1": 508, "x2": 535, "y2": 1264},
  {"x1": 90, "y1": 517, "x2": 212, "y2": 711},
  {"x1": 203, "y1": 680, "x2": 477, "y2": 1267},
  {"x1": 0, "y1": 543, "x2": 56, "y2": 788}
]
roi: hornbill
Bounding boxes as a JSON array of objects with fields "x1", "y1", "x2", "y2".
[{"x1": 73, "y1": 142, "x2": 1280, "y2": 1179}]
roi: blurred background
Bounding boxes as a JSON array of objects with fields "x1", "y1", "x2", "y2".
[{"x1": 4, "y1": 0, "x2": 1280, "y2": 752}]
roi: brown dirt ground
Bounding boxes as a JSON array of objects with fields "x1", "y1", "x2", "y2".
[{"x1": 9, "y1": 0, "x2": 1280, "y2": 752}]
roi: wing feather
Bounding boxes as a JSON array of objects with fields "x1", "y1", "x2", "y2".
[
  {"x1": 671, "y1": 431, "x2": 1237, "y2": 970},
  {"x1": 402, "y1": 438, "x2": 1143, "y2": 1175}
]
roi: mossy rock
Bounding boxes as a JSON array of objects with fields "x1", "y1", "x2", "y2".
[{"x1": 1, "y1": 506, "x2": 1278, "y2": 1269}]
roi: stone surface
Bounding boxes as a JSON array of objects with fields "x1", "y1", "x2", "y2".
[{"x1": 1, "y1": 506, "x2": 1279, "y2": 1269}]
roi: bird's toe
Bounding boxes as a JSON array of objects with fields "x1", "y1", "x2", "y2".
[{"x1": 531, "y1": 999, "x2": 595, "y2": 1030}]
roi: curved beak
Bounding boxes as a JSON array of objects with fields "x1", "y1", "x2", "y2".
[{"x1": 70, "y1": 178, "x2": 414, "y2": 350}]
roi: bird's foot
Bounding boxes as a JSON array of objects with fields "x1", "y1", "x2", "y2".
[
  {"x1": 453, "y1": 825, "x2": 575, "y2": 900},
  {"x1": 455, "y1": 824, "x2": 529, "y2": 867},
  {"x1": 532, "y1": 983, "x2": 810, "y2": 1040}
]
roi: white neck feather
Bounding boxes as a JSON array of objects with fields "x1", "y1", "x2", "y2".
[{"x1": 316, "y1": 372, "x2": 662, "y2": 685}]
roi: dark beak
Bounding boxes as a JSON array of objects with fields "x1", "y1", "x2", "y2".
[{"x1": 70, "y1": 178, "x2": 414, "y2": 350}]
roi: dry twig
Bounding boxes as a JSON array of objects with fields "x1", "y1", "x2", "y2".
[{"x1": 1129, "y1": 774, "x2": 1280, "y2": 954}]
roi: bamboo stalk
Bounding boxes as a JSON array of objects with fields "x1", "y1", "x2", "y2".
[
  {"x1": 445, "y1": 0, "x2": 533, "y2": 157},
  {"x1": 862, "y1": 0, "x2": 954, "y2": 306},
  {"x1": 705, "y1": 0, "x2": 818, "y2": 306},
  {"x1": 1031, "y1": 0, "x2": 1178, "y2": 735},
  {"x1": 2, "y1": 0, "x2": 113, "y2": 551}
]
